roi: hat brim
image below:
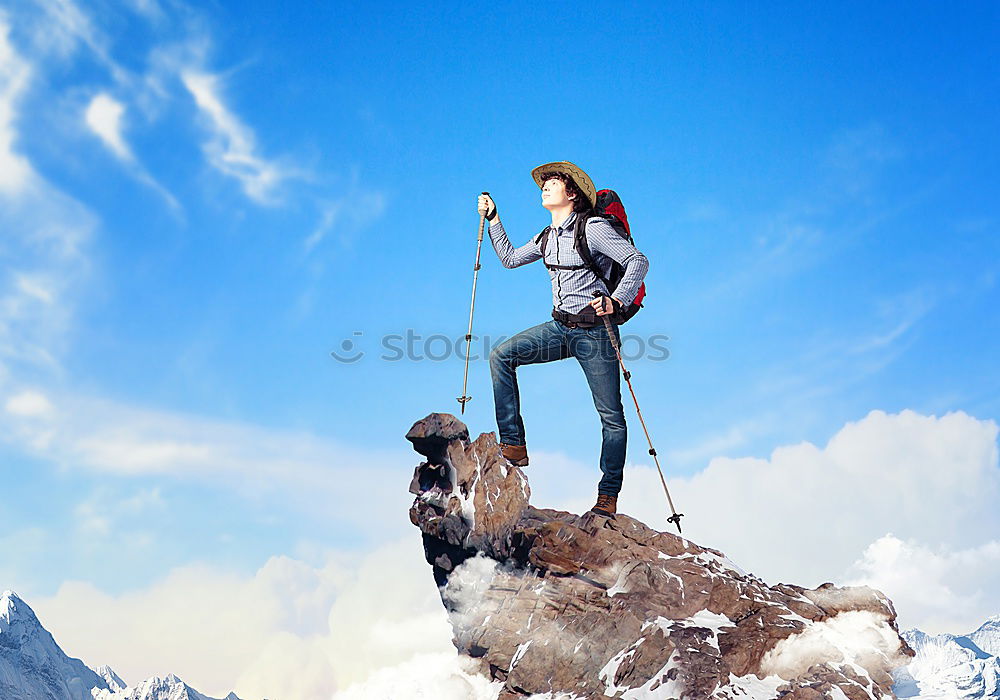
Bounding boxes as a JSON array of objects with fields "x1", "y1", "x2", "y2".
[{"x1": 531, "y1": 161, "x2": 597, "y2": 209}]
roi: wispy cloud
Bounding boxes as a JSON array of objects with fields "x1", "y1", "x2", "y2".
[
  {"x1": 122, "y1": 0, "x2": 164, "y2": 22},
  {"x1": 665, "y1": 417, "x2": 770, "y2": 466},
  {"x1": 0, "y1": 20, "x2": 92, "y2": 379},
  {"x1": 1, "y1": 386, "x2": 411, "y2": 529},
  {"x1": 29, "y1": 0, "x2": 129, "y2": 84},
  {"x1": 305, "y1": 191, "x2": 387, "y2": 251},
  {"x1": 848, "y1": 287, "x2": 936, "y2": 355},
  {"x1": 0, "y1": 20, "x2": 35, "y2": 195},
  {"x1": 182, "y1": 70, "x2": 298, "y2": 205}
]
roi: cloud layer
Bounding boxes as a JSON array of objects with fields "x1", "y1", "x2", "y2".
[
  {"x1": 35, "y1": 538, "x2": 457, "y2": 699},
  {"x1": 27, "y1": 407, "x2": 1000, "y2": 699}
]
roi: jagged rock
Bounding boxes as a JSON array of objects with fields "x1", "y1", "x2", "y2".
[{"x1": 407, "y1": 413, "x2": 915, "y2": 700}]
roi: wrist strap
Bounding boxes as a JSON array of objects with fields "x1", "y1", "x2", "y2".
[{"x1": 486, "y1": 206, "x2": 498, "y2": 222}]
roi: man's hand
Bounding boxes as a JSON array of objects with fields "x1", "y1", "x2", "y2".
[
  {"x1": 478, "y1": 193, "x2": 498, "y2": 222},
  {"x1": 590, "y1": 295, "x2": 622, "y2": 316}
]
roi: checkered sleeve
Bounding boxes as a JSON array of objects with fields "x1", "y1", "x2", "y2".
[
  {"x1": 488, "y1": 221, "x2": 543, "y2": 269},
  {"x1": 585, "y1": 218, "x2": 649, "y2": 306}
]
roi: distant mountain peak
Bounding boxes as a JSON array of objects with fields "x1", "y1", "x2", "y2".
[
  {"x1": 1, "y1": 588, "x2": 43, "y2": 631},
  {"x1": 899, "y1": 619, "x2": 1000, "y2": 698},
  {"x1": 96, "y1": 664, "x2": 128, "y2": 692},
  {"x1": 976, "y1": 613, "x2": 1000, "y2": 629},
  {"x1": 1, "y1": 589, "x2": 14, "y2": 613},
  {"x1": 0, "y1": 591, "x2": 242, "y2": 700}
]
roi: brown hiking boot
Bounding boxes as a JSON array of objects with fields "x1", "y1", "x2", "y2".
[
  {"x1": 499, "y1": 442, "x2": 529, "y2": 467},
  {"x1": 590, "y1": 493, "x2": 617, "y2": 517}
]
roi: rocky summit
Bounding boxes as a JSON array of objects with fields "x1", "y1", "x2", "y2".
[{"x1": 407, "y1": 413, "x2": 914, "y2": 700}]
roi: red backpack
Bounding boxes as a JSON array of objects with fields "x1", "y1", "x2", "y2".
[{"x1": 536, "y1": 189, "x2": 646, "y2": 323}]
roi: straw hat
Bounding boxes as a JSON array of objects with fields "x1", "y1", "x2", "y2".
[{"x1": 531, "y1": 161, "x2": 597, "y2": 209}]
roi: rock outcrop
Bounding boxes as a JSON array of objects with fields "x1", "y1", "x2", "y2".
[{"x1": 407, "y1": 413, "x2": 914, "y2": 700}]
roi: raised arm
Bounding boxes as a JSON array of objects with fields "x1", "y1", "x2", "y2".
[
  {"x1": 585, "y1": 218, "x2": 649, "y2": 306},
  {"x1": 478, "y1": 193, "x2": 543, "y2": 269}
]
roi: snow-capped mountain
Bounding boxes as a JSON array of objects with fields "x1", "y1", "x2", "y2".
[
  {"x1": 96, "y1": 666, "x2": 128, "y2": 694},
  {"x1": 110, "y1": 675, "x2": 240, "y2": 700},
  {"x1": 1, "y1": 589, "x2": 111, "y2": 699},
  {"x1": 895, "y1": 616, "x2": 1000, "y2": 698},
  {"x1": 0, "y1": 590, "x2": 241, "y2": 700}
]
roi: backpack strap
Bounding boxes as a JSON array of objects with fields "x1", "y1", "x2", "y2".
[
  {"x1": 572, "y1": 214, "x2": 615, "y2": 290},
  {"x1": 537, "y1": 222, "x2": 591, "y2": 271},
  {"x1": 538, "y1": 215, "x2": 616, "y2": 285}
]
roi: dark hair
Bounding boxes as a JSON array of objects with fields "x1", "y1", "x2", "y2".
[{"x1": 539, "y1": 171, "x2": 591, "y2": 213}]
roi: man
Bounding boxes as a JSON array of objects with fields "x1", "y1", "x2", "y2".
[{"x1": 478, "y1": 161, "x2": 649, "y2": 517}]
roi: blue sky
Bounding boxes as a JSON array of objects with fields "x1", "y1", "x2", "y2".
[{"x1": 0, "y1": 0, "x2": 999, "y2": 694}]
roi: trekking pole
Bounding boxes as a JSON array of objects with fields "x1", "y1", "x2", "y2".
[
  {"x1": 457, "y1": 192, "x2": 490, "y2": 414},
  {"x1": 592, "y1": 291, "x2": 684, "y2": 534}
]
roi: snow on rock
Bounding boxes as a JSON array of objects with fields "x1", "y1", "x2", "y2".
[
  {"x1": 117, "y1": 674, "x2": 220, "y2": 700},
  {"x1": 407, "y1": 413, "x2": 914, "y2": 700},
  {"x1": 896, "y1": 621, "x2": 1000, "y2": 698},
  {"x1": 95, "y1": 666, "x2": 127, "y2": 693},
  {"x1": 971, "y1": 616, "x2": 1000, "y2": 658}
]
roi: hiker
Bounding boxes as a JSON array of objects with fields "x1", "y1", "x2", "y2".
[{"x1": 478, "y1": 161, "x2": 649, "y2": 517}]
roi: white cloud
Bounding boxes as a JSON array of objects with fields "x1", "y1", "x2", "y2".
[
  {"x1": 182, "y1": 70, "x2": 295, "y2": 204},
  {"x1": 82, "y1": 91, "x2": 180, "y2": 210},
  {"x1": 85, "y1": 93, "x2": 131, "y2": 160},
  {"x1": 33, "y1": 538, "x2": 460, "y2": 700},
  {"x1": 614, "y1": 409, "x2": 1000, "y2": 632},
  {"x1": 846, "y1": 535, "x2": 1000, "y2": 635},
  {"x1": 331, "y1": 653, "x2": 501, "y2": 700},
  {"x1": 5, "y1": 389, "x2": 53, "y2": 416}
]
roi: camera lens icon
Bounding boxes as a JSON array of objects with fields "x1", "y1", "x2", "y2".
[{"x1": 330, "y1": 332, "x2": 364, "y2": 363}]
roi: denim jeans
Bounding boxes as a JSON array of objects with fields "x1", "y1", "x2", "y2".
[{"x1": 489, "y1": 319, "x2": 627, "y2": 497}]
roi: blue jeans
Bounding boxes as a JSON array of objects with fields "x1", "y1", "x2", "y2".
[{"x1": 489, "y1": 319, "x2": 627, "y2": 497}]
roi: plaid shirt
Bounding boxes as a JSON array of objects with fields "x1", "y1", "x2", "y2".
[{"x1": 488, "y1": 211, "x2": 649, "y2": 315}]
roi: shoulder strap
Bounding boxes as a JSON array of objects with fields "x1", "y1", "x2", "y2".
[
  {"x1": 574, "y1": 214, "x2": 613, "y2": 289},
  {"x1": 538, "y1": 223, "x2": 589, "y2": 271},
  {"x1": 534, "y1": 227, "x2": 550, "y2": 258}
]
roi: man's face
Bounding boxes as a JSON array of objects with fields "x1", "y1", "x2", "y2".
[{"x1": 541, "y1": 177, "x2": 573, "y2": 210}]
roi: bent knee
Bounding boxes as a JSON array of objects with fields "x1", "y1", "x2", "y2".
[
  {"x1": 597, "y1": 410, "x2": 627, "y2": 432},
  {"x1": 490, "y1": 343, "x2": 513, "y2": 369}
]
